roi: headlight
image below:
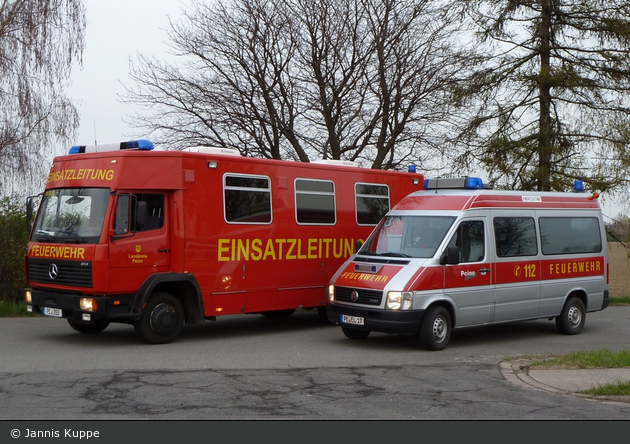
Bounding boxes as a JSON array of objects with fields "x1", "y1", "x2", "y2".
[
  {"x1": 79, "y1": 298, "x2": 97, "y2": 311},
  {"x1": 25, "y1": 290, "x2": 32, "y2": 303},
  {"x1": 386, "y1": 291, "x2": 413, "y2": 310},
  {"x1": 328, "y1": 285, "x2": 335, "y2": 302}
]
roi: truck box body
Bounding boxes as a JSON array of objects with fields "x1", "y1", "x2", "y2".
[{"x1": 25, "y1": 143, "x2": 423, "y2": 343}]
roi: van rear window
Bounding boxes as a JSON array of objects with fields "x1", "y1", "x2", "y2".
[{"x1": 539, "y1": 217, "x2": 602, "y2": 255}]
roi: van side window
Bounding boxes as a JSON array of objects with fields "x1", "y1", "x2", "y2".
[
  {"x1": 493, "y1": 217, "x2": 537, "y2": 257},
  {"x1": 355, "y1": 183, "x2": 390, "y2": 225},
  {"x1": 295, "y1": 179, "x2": 335, "y2": 224},
  {"x1": 539, "y1": 217, "x2": 602, "y2": 255},
  {"x1": 448, "y1": 220, "x2": 485, "y2": 262},
  {"x1": 224, "y1": 174, "x2": 272, "y2": 223}
]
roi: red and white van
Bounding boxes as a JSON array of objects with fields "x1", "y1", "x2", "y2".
[
  {"x1": 326, "y1": 177, "x2": 610, "y2": 350},
  {"x1": 24, "y1": 140, "x2": 423, "y2": 343}
]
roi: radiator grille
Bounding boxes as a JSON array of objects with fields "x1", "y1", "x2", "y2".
[
  {"x1": 28, "y1": 258, "x2": 92, "y2": 288},
  {"x1": 335, "y1": 286, "x2": 383, "y2": 306}
]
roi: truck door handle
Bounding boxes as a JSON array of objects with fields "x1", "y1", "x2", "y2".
[
  {"x1": 478, "y1": 267, "x2": 490, "y2": 275},
  {"x1": 157, "y1": 248, "x2": 169, "y2": 253}
]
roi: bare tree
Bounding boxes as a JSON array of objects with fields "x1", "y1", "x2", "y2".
[
  {"x1": 0, "y1": 0, "x2": 86, "y2": 196},
  {"x1": 123, "y1": 0, "x2": 473, "y2": 170},
  {"x1": 454, "y1": 0, "x2": 630, "y2": 195}
]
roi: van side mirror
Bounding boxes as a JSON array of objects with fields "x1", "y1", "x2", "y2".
[
  {"x1": 440, "y1": 246, "x2": 460, "y2": 265},
  {"x1": 355, "y1": 240, "x2": 363, "y2": 253}
]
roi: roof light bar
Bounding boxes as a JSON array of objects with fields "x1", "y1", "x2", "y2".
[
  {"x1": 423, "y1": 176, "x2": 488, "y2": 190},
  {"x1": 69, "y1": 139, "x2": 154, "y2": 154}
]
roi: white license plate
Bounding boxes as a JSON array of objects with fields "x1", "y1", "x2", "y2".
[
  {"x1": 43, "y1": 307, "x2": 62, "y2": 318},
  {"x1": 341, "y1": 315, "x2": 364, "y2": 325}
]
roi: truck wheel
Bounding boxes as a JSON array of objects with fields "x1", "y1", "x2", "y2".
[
  {"x1": 556, "y1": 296, "x2": 585, "y2": 335},
  {"x1": 134, "y1": 292, "x2": 184, "y2": 344},
  {"x1": 418, "y1": 305, "x2": 451, "y2": 351},
  {"x1": 341, "y1": 326, "x2": 370, "y2": 339},
  {"x1": 67, "y1": 319, "x2": 110, "y2": 334}
]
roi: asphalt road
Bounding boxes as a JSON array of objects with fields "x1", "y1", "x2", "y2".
[{"x1": 1, "y1": 306, "x2": 629, "y2": 420}]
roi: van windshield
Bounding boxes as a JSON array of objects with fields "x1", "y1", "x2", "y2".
[
  {"x1": 31, "y1": 188, "x2": 110, "y2": 244},
  {"x1": 359, "y1": 215, "x2": 456, "y2": 259}
]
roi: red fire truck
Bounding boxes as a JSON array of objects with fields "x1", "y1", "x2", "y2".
[{"x1": 24, "y1": 140, "x2": 423, "y2": 343}]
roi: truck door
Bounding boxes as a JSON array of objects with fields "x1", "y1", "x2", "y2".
[
  {"x1": 443, "y1": 218, "x2": 493, "y2": 326},
  {"x1": 108, "y1": 192, "x2": 170, "y2": 293}
]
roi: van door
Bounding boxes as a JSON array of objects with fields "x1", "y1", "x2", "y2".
[
  {"x1": 490, "y1": 213, "x2": 541, "y2": 322},
  {"x1": 443, "y1": 218, "x2": 493, "y2": 326},
  {"x1": 108, "y1": 192, "x2": 170, "y2": 293}
]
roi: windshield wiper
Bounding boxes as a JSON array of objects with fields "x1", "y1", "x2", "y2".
[
  {"x1": 380, "y1": 252, "x2": 412, "y2": 258},
  {"x1": 56, "y1": 230, "x2": 86, "y2": 243},
  {"x1": 34, "y1": 230, "x2": 55, "y2": 242}
]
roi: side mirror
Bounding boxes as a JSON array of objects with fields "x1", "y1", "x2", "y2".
[
  {"x1": 25, "y1": 193, "x2": 43, "y2": 234},
  {"x1": 440, "y1": 246, "x2": 460, "y2": 265},
  {"x1": 355, "y1": 240, "x2": 364, "y2": 253}
]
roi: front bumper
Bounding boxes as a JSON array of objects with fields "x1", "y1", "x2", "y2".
[
  {"x1": 327, "y1": 303, "x2": 425, "y2": 335},
  {"x1": 27, "y1": 289, "x2": 137, "y2": 323}
]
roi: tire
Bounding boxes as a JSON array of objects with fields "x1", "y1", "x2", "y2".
[
  {"x1": 418, "y1": 305, "x2": 451, "y2": 351},
  {"x1": 260, "y1": 309, "x2": 295, "y2": 319},
  {"x1": 67, "y1": 319, "x2": 110, "y2": 334},
  {"x1": 556, "y1": 296, "x2": 586, "y2": 335},
  {"x1": 341, "y1": 326, "x2": 370, "y2": 339},
  {"x1": 134, "y1": 292, "x2": 184, "y2": 344}
]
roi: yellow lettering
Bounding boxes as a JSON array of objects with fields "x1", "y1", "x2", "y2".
[
  {"x1": 251, "y1": 239, "x2": 262, "y2": 261},
  {"x1": 308, "y1": 239, "x2": 317, "y2": 259},
  {"x1": 286, "y1": 239, "x2": 297, "y2": 260},
  {"x1": 297, "y1": 239, "x2": 307, "y2": 259},
  {"x1": 237, "y1": 239, "x2": 249, "y2": 261},
  {"x1": 263, "y1": 239, "x2": 277, "y2": 260},
  {"x1": 218, "y1": 239, "x2": 230, "y2": 261}
]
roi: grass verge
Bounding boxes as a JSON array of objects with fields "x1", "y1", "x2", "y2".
[
  {"x1": 0, "y1": 300, "x2": 38, "y2": 317},
  {"x1": 530, "y1": 349, "x2": 630, "y2": 396},
  {"x1": 610, "y1": 296, "x2": 630, "y2": 305}
]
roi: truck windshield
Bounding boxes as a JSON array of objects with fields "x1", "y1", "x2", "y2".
[
  {"x1": 31, "y1": 188, "x2": 110, "y2": 244},
  {"x1": 359, "y1": 215, "x2": 456, "y2": 259}
]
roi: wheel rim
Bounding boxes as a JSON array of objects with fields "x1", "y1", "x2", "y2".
[
  {"x1": 432, "y1": 314, "x2": 448, "y2": 343},
  {"x1": 567, "y1": 304, "x2": 582, "y2": 328},
  {"x1": 149, "y1": 303, "x2": 177, "y2": 335}
]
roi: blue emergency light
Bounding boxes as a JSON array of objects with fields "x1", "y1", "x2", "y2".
[
  {"x1": 423, "y1": 176, "x2": 486, "y2": 190},
  {"x1": 69, "y1": 139, "x2": 154, "y2": 154},
  {"x1": 573, "y1": 180, "x2": 584, "y2": 192}
]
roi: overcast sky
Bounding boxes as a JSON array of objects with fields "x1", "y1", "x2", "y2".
[
  {"x1": 64, "y1": 0, "x2": 626, "y2": 220},
  {"x1": 66, "y1": 0, "x2": 189, "y2": 150}
]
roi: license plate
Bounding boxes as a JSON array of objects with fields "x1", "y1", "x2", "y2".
[
  {"x1": 43, "y1": 307, "x2": 62, "y2": 318},
  {"x1": 341, "y1": 315, "x2": 364, "y2": 325}
]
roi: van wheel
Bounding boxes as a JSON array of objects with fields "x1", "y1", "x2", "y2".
[
  {"x1": 418, "y1": 306, "x2": 451, "y2": 351},
  {"x1": 261, "y1": 309, "x2": 295, "y2": 319},
  {"x1": 342, "y1": 326, "x2": 370, "y2": 339},
  {"x1": 67, "y1": 319, "x2": 110, "y2": 334},
  {"x1": 134, "y1": 292, "x2": 184, "y2": 344},
  {"x1": 556, "y1": 296, "x2": 585, "y2": 335}
]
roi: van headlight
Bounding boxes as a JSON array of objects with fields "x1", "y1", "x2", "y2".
[
  {"x1": 328, "y1": 285, "x2": 335, "y2": 302},
  {"x1": 386, "y1": 291, "x2": 413, "y2": 310}
]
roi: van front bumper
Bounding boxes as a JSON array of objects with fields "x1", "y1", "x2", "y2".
[{"x1": 327, "y1": 303, "x2": 424, "y2": 335}]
